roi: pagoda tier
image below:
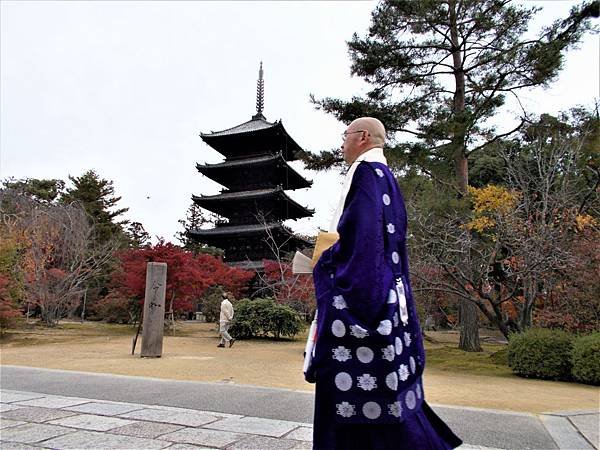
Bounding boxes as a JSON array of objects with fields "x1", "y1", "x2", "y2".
[
  {"x1": 187, "y1": 222, "x2": 310, "y2": 263},
  {"x1": 196, "y1": 153, "x2": 311, "y2": 191},
  {"x1": 200, "y1": 118, "x2": 302, "y2": 161},
  {"x1": 192, "y1": 187, "x2": 313, "y2": 225}
]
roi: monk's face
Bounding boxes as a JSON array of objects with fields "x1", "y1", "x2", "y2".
[{"x1": 341, "y1": 125, "x2": 369, "y2": 165}]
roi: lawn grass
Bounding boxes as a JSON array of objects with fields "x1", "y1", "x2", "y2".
[{"x1": 424, "y1": 342, "x2": 512, "y2": 376}]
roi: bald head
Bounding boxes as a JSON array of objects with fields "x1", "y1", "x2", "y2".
[{"x1": 341, "y1": 117, "x2": 386, "y2": 164}]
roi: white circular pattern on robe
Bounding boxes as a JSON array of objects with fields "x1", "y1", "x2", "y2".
[
  {"x1": 350, "y1": 324, "x2": 369, "y2": 338},
  {"x1": 404, "y1": 332, "x2": 412, "y2": 347},
  {"x1": 362, "y1": 402, "x2": 382, "y2": 420},
  {"x1": 385, "y1": 371, "x2": 398, "y2": 390},
  {"x1": 376, "y1": 320, "x2": 392, "y2": 336},
  {"x1": 392, "y1": 251, "x2": 400, "y2": 264},
  {"x1": 416, "y1": 382, "x2": 422, "y2": 399},
  {"x1": 382, "y1": 345, "x2": 395, "y2": 361},
  {"x1": 409, "y1": 356, "x2": 416, "y2": 374},
  {"x1": 336, "y1": 402, "x2": 356, "y2": 418},
  {"x1": 387, "y1": 401, "x2": 402, "y2": 418},
  {"x1": 335, "y1": 372, "x2": 353, "y2": 391},
  {"x1": 332, "y1": 320, "x2": 346, "y2": 337},
  {"x1": 387, "y1": 223, "x2": 396, "y2": 234},
  {"x1": 398, "y1": 364, "x2": 410, "y2": 381},
  {"x1": 393, "y1": 312, "x2": 399, "y2": 327},
  {"x1": 332, "y1": 346, "x2": 352, "y2": 362},
  {"x1": 387, "y1": 289, "x2": 397, "y2": 304},
  {"x1": 332, "y1": 295, "x2": 347, "y2": 310},
  {"x1": 375, "y1": 168, "x2": 384, "y2": 177},
  {"x1": 356, "y1": 346, "x2": 374, "y2": 363},
  {"x1": 405, "y1": 390, "x2": 417, "y2": 410},
  {"x1": 395, "y1": 337, "x2": 403, "y2": 355},
  {"x1": 382, "y1": 194, "x2": 391, "y2": 206}
]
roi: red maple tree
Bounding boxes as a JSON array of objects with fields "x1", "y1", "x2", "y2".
[{"x1": 112, "y1": 241, "x2": 253, "y2": 315}]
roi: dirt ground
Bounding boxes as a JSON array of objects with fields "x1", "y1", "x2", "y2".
[{"x1": 1, "y1": 322, "x2": 597, "y2": 414}]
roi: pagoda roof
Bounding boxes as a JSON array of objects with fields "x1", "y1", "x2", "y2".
[
  {"x1": 192, "y1": 187, "x2": 313, "y2": 220},
  {"x1": 196, "y1": 153, "x2": 311, "y2": 190},
  {"x1": 187, "y1": 222, "x2": 311, "y2": 251},
  {"x1": 202, "y1": 117, "x2": 275, "y2": 137},
  {"x1": 200, "y1": 119, "x2": 303, "y2": 161}
]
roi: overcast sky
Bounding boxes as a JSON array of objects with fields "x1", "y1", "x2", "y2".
[{"x1": 1, "y1": 1, "x2": 598, "y2": 243}]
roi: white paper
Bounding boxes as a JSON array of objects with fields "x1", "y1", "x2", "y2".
[
  {"x1": 303, "y1": 309, "x2": 318, "y2": 374},
  {"x1": 292, "y1": 251, "x2": 313, "y2": 274}
]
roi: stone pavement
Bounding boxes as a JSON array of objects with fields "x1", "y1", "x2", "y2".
[{"x1": 0, "y1": 366, "x2": 598, "y2": 449}]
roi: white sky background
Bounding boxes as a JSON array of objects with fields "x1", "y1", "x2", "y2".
[{"x1": 1, "y1": 1, "x2": 598, "y2": 242}]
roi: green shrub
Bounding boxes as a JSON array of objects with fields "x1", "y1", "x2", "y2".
[
  {"x1": 571, "y1": 332, "x2": 600, "y2": 385},
  {"x1": 508, "y1": 328, "x2": 573, "y2": 381},
  {"x1": 229, "y1": 298, "x2": 303, "y2": 339}
]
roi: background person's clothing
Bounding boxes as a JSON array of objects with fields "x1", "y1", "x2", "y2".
[
  {"x1": 220, "y1": 299, "x2": 234, "y2": 322},
  {"x1": 219, "y1": 321, "x2": 233, "y2": 345}
]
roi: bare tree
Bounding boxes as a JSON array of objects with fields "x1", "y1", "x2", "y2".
[
  {"x1": 0, "y1": 189, "x2": 116, "y2": 326},
  {"x1": 410, "y1": 114, "x2": 597, "y2": 339}
]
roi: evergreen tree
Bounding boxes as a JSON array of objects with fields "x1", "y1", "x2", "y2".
[
  {"x1": 176, "y1": 202, "x2": 223, "y2": 256},
  {"x1": 3, "y1": 178, "x2": 65, "y2": 203},
  {"x1": 125, "y1": 221, "x2": 151, "y2": 248},
  {"x1": 61, "y1": 170, "x2": 129, "y2": 246},
  {"x1": 313, "y1": 0, "x2": 598, "y2": 193},
  {"x1": 311, "y1": 0, "x2": 597, "y2": 351}
]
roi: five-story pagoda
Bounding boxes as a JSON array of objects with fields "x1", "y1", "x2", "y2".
[{"x1": 188, "y1": 64, "x2": 313, "y2": 269}]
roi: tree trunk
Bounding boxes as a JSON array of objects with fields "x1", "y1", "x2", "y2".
[
  {"x1": 449, "y1": 0, "x2": 479, "y2": 350},
  {"x1": 459, "y1": 299, "x2": 482, "y2": 351}
]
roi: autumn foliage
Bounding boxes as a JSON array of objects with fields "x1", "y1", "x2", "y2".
[
  {"x1": 262, "y1": 259, "x2": 315, "y2": 319},
  {"x1": 110, "y1": 241, "x2": 254, "y2": 316}
]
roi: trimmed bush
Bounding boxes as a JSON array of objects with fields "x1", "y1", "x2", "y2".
[
  {"x1": 571, "y1": 332, "x2": 600, "y2": 385},
  {"x1": 229, "y1": 298, "x2": 304, "y2": 339},
  {"x1": 508, "y1": 328, "x2": 573, "y2": 381}
]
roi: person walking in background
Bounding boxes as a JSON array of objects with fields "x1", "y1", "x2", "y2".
[
  {"x1": 218, "y1": 292, "x2": 235, "y2": 348},
  {"x1": 307, "y1": 117, "x2": 462, "y2": 449}
]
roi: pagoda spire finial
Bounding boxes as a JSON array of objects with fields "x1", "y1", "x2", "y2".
[{"x1": 252, "y1": 61, "x2": 265, "y2": 120}]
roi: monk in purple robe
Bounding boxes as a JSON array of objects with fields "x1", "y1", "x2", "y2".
[{"x1": 308, "y1": 117, "x2": 462, "y2": 450}]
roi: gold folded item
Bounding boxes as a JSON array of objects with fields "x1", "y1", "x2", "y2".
[{"x1": 311, "y1": 231, "x2": 339, "y2": 267}]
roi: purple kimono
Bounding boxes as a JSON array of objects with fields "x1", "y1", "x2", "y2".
[{"x1": 310, "y1": 162, "x2": 462, "y2": 450}]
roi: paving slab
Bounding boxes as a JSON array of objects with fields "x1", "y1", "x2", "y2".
[
  {"x1": 64, "y1": 401, "x2": 144, "y2": 416},
  {"x1": 120, "y1": 408, "x2": 221, "y2": 427},
  {"x1": 290, "y1": 442, "x2": 312, "y2": 450},
  {"x1": 541, "y1": 414, "x2": 594, "y2": 450},
  {"x1": 0, "y1": 404, "x2": 22, "y2": 413},
  {"x1": 0, "y1": 422, "x2": 74, "y2": 444},
  {"x1": 13, "y1": 395, "x2": 89, "y2": 409},
  {"x1": 166, "y1": 444, "x2": 219, "y2": 450},
  {"x1": 156, "y1": 405, "x2": 242, "y2": 419},
  {"x1": 569, "y1": 414, "x2": 599, "y2": 449},
  {"x1": 41, "y1": 429, "x2": 170, "y2": 449},
  {"x1": 0, "y1": 441, "x2": 47, "y2": 450},
  {"x1": 1, "y1": 406, "x2": 77, "y2": 422},
  {"x1": 228, "y1": 435, "x2": 301, "y2": 450},
  {"x1": 0, "y1": 392, "x2": 44, "y2": 404},
  {"x1": 47, "y1": 413, "x2": 136, "y2": 431},
  {"x1": 284, "y1": 427, "x2": 312, "y2": 442},
  {"x1": 205, "y1": 416, "x2": 301, "y2": 438},
  {"x1": 0, "y1": 419, "x2": 27, "y2": 429},
  {"x1": 159, "y1": 427, "x2": 246, "y2": 448},
  {"x1": 110, "y1": 420, "x2": 185, "y2": 438}
]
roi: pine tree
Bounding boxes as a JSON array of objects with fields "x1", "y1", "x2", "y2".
[
  {"x1": 311, "y1": 0, "x2": 598, "y2": 351},
  {"x1": 61, "y1": 170, "x2": 129, "y2": 246}
]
